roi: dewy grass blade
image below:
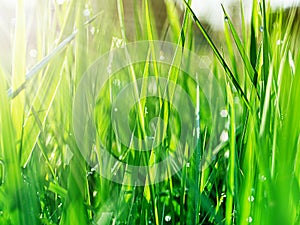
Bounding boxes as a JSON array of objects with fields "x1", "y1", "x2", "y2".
[
  {"x1": 183, "y1": 0, "x2": 250, "y2": 109},
  {"x1": 1, "y1": 0, "x2": 300, "y2": 224},
  {"x1": 225, "y1": 83, "x2": 236, "y2": 225},
  {"x1": 239, "y1": 113, "x2": 256, "y2": 225},
  {"x1": 19, "y1": 1, "x2": 98, "y2": 168},
  {"x1": 164, "y1": 0, "x2": 182, "y2": 41},
  {"x1": 11, "y1": 0, "x2": 26, "y2": 151},
  {"x1": 9, "y1": 13, "x2": 100, "y2": 99},
  {"x1": 9, "y1": 32, "x2": 76, "y2": 99},
  {"x1": 260, "y1": 0, "x2": 271, "y2": 102},
  {"x1": 1, "y1": 66, "x2": 38, "y2": 225},
  {"x1": 224, "y1": 18, "x2": 238, "y2": 84},
  {"x1": 221, "y1": 5, "x2": 258, "y2": 92}
]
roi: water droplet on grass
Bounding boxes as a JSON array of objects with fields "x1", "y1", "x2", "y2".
[
  {"x1": 224, "y1": 16, "x2": 228, "y2": 22},
  {"x1": 260, "y1": 26, "x2": 264, "y2": 32},
  {"x1": 220, "y1": 109, "x2": 228, "y2": 118},
  {"x1": 90, "y1": 27, "x2": 95, "y2": 35},
  {"x1": 165, "y1": 215, "x2": 171, "y2": 222},
  {"x1": 248, "y1": 195, "x2": 255, "y2": 202},
  {"x1": 247, "y1": 216, "x2": 253, "y2": 223},
  {"x1": 224, "y1": 150, "x2": 230, "y2": 158},
  {"x1": 220, "y1": 130, "x2": 229, "y2": 142},
  {"x1": 83, "y1": 8, "x2": 91, "y2": 17},
  {"x1": 29, "y1": 49, "x2": 38, "y2": 58},
  {"x1": 259, "y1": 174, "x2": 267, "y2": 182},
  {"x1": 276, "y1": 40, "x2": 282, "y2": 45}
]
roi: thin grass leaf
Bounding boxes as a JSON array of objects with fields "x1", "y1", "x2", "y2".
[
  {"x1": 183, "y1": 0, "x2": 250, "y2": 109},
  {"x1": 225, "y1": 83, "x2": 236, "y2": 225},
  {"x1": 11, "y1": 0, "x2": 26, "y2": 151},
  {"x1": 221, "y1": 5, "x2": 258, "y2": 92},
  {"x1": 10, "y1": 13, "x2": 100, "y2": 99}
]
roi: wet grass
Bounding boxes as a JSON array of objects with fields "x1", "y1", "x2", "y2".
[{"x1": 0, "y1": 0, "x2": 299, "y2": 224}]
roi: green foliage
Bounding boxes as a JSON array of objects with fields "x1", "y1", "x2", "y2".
[{"x1": 0, "y1": 0, "x2": 299, "y2": 224}]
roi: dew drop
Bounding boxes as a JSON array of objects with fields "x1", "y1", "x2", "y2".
[
  {"x1": 248, "y1": 195, "x2": 255, "y2": 202},
  {"x1": 259, "y1": 174, "x2": 267, "y2": 182},
  {"x1": 224, "y1": 150, "x2": 230, "y2": 158},
  {"x1": 165, "y1": 215, "x2": 171, "y2": 222},
  {"x1": 224, "y1": 16, "x2": 229, "y2": 22},
  {"x1": 186, "y1": 162, "x2": 190, "y2": 168},
  {"x1": 83, "y1": 8, "x2": 91, "y2": 17},
  {"x1": 114, "y1": 107, "x2": 118, "y2": 112},
  {"x1": 247, "y1": 216, "x2": 253, "y2": 223},
  {"x1": 93, "y1": 191, "x2": 97, "y2": 197},
  {"x1": 90, "y1": 26, "x2": 95, "y2": 35},
  {"x1": 29, "y1": 49, "x2": 38, "y2": 58},
  {"x1": 260, "y1": 26, "x2": 264, "y2": 32},
  {"x1": 276, "y1": 40, "x2": 282, "y2": 45},
  {"x1": 220, "y1": 109, "x2": 228, "y2": 118},
  {"x1": 220, "y1": 130, "x2": 229, "y2": 142}
]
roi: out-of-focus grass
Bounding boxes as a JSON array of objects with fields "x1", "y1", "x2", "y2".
[{"x1": 0, "y1": 0, "x2": 299, "y2": 224}]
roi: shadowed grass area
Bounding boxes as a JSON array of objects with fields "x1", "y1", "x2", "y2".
[{"x1": 0, "y1": 0, "x2": 299, "y2": 224}]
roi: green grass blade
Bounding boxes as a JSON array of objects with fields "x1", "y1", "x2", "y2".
[
  {"x1": 183, "y1": 0, "x2": 250, "y2": 109},
  {"x1": 221, "y1": 5, "x2": 258, "y2": 92},
  {"x1": 225, "y1": 83, "x2": 236, "y2": 225},
  {"x1": 11, "y1": 0, "x2": 26, "y2": 153}
]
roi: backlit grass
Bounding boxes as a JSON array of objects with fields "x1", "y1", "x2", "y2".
[{"x1": 0, "y1": 0, "x2": 299, "y2": 224}]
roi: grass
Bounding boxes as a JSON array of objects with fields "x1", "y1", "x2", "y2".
[{"x1": 0, "y1": 0, "x2": 299, "y2": 224}]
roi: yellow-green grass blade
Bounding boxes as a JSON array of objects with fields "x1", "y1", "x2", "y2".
[
  {"x1": 18, "y1": 9, "x2": 99, "y2": 167},
  {"x1": 11, "y1": 0, "x2": 26, "y2": 152},
  {"x1": 1, "y1": 66, "x2": 39, "y2": 225},
  {"x1": 225, "y1": 83, "x2": 236, "y2": 225}
]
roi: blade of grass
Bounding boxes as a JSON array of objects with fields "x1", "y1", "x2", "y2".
[
  {"x1": 11, "y1": 0, "x2": 26, "y2": 156},
  {"x1": 9, "y1": 13, "x2": 100, "y2": 99},
  {"x1": 221, "y1": 4, "x2": 259, "y2": 92},
  {"x1": 1, "y1": 65, "x2": 38, "y2": 225},
  {"x1": 183, "y1": 0, "x2": 250, "y2": 110},
  {"x1": 225, "y1": 83, "x2": 236, "y2": 225}
]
